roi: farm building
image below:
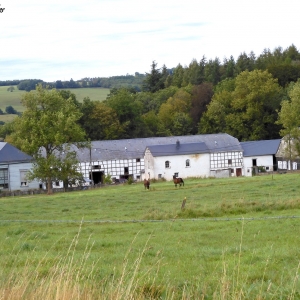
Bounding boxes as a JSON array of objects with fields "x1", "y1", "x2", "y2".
[
  {"x1": 73, "y1": 133, "x2": 243, "y2": 183},
  {"x1": 0, "y1": 142, "x2": 40, "y2": 191},
  {"x1": 144, "y1": 136, "x2": 243, "y2": 180},
  {"x1": 1, "y1": 135, "x2": 286, "y2": 191},
  {"x1": 276, "y1": 137, "x2": 300, "y2": 171},
  {"x1": 241, "y1": 139, "x2": 281, "y2": 176}
]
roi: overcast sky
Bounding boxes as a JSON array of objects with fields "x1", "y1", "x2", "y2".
[{"x1": 0, "y1": 0, "x2": 299, "y2": 82}]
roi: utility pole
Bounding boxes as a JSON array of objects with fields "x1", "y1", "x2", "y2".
[{"x1": 90, "y1": 145, "x2": 94, "y2": 186}]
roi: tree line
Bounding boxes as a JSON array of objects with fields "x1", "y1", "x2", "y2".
[
  {"x1": 1, "y1": 44, "x2": 300, "y2": 142},
  {"x1": 3, "y1": 44, "x2": 300, "y2": 94},
  {"x1": 13, "y1": 74, "x2": 146, "y2": 92},
  {"x1": 75, "y1": 44, "x2": 300, "y2": 142}
]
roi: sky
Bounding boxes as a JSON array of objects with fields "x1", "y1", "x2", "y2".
[{"x1": 0, "y1": 0, "x2": 299, "y2": 82}]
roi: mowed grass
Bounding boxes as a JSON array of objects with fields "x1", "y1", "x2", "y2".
[
  {"x1": 0, "y1": 86, "x2": 110, "y2": 123},
  {"x1": 1, "y1": 174, "x2": 300, "y2": 299}
]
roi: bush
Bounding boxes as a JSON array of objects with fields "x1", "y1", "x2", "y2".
[
  {"x1": 127, "y1": 176, "x2": 134, "y2": 185},
  {"x1": 103, "y1": 173, "x2": 112, "y2": 184}
]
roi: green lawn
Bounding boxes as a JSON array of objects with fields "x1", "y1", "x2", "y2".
[
  {"x1": 1, "y1": 174, "x2": 300, "y2": 299},
  {"x1": 0, "y1": 86, "x2": 110, "y2": 123}
]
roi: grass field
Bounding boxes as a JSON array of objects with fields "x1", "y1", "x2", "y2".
[
  {"x1": 0, "y1": 86, "x2": 110, "y2": 123},
  {"x1": 1, "y1": 174, "x2": 300, "y2": 299}
]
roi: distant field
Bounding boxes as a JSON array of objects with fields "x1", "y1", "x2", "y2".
[
  {"x1": 0, "y1": 86, "x2": 24, "y2": 112},
  {"x1": 62, "y1": 87, "x2": 110, "y2": 102},
  {"x1": 0, "y1": 86, "x2": 110, "y2": 122}
]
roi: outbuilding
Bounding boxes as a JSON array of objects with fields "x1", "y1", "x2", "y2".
[
  {"x1": 0, "y1": 142, "x2": 40, "y2": 191},
  {"x1": 276, "y1": 137, "x2": 300, "y2": 171},
  {"x1": 241, "y1": 139, "x2": 281, "y2": 176}
]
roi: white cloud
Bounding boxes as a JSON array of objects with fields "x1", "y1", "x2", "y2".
[{"x1": 0, "y1": 0, "x2": 299, "y2": 81}]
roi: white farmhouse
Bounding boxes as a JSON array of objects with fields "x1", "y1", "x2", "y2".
[{"x1": 144, "y1": 134, "x2": 243, "y2": 180}]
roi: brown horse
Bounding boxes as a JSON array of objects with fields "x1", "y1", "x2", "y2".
[
  {"x1": 173, "y1": 175, "x2": 184, "y2": 187},
  {"x1": 144, "y1": 179, "x2": 150, "y2": 190}
]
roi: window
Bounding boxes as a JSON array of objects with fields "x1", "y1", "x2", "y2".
[
  {"x1": 252, "y1": 159, "x2": 257, "y2": 167},
  {"x1": 165, "y1": 161, "x2": 170, "y2": 168},
  {"x1": 174, "y1": 172, "x2": 179, "y2": 177},
  {"x1": 0, "y1": 168, "x2": 8, "y2": 189},
  {"x1": 55, "y1": 181, "x2": 60, "y2": 187},
  {"x1": 20, "y1": 170, "x2": 29, "y2": 187},
  {"x1": 158, "y1": 174, "x2": 162, "y2": 179},
  {"x1": 186, "y1": 159, "x2": 190, "y2": 167},
  {"x1": 136, "y1": 158, "x2": 140, "y2": 162},
  {"x1": 92, "y1": 165, "x2": 100, "y2": 169},
  {"x1": 228, "y1": 159, "x2": 232, "y2": 165}
]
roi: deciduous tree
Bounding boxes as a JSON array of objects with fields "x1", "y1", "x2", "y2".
[
  {"x1": 10, "y1": 84, "x2": 86, "y2": 194},
  {"x1": 277, "y1": 80, "x2": 300, "y2": 159},
  {"x1": 105, "y1": 88, "x2": 143, "y2": 138},
  {"x1": 199, "y1": 70, "x2": 283, "y2": 140},
  {"x1": 158, "y1": 89, "x2": 192, "y2": 135},
  {"x1": 190, "y1": 83, "x2": 213, "y2": 133}
]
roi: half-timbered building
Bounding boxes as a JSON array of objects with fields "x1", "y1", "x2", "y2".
[{"x1": 74, "y1": 133, "x2": 243, "y2": 183}]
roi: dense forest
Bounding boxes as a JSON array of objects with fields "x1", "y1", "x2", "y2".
[{"x1": 1, "y1": 44, "x2": 300, "y2": 142}]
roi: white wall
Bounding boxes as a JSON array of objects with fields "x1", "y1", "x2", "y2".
[
  {"x1": 243, "y1": 155, "x2": 275, "y2": 176},
  {"x1": 144, "y1": 152, "x2": 211, "y2": 181},
  {"x1": 8, "y1": 162, "x2": 40, "y2": 191},
  {"x1": 277, "y1": 160, "x2": 298, "y2": 170}
]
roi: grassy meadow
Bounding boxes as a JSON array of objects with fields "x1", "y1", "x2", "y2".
[
  {"x1": 1, "y1": 174, "x2": 300, "y2": 299},
  {"x1": 0, "y1": 86, "x2": 110, "y2": 123}
]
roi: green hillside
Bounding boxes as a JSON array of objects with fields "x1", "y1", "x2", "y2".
[{"x1": 0, "y1": 86, "x2": 110, "y2": 122}]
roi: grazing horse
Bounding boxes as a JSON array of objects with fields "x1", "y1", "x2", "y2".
[
  {"x1": 144, "y1": 179, "x2": 150, "y2": 190},
  {"x1": 173, "y1": 175, "x2": 184, "y2": 187}
]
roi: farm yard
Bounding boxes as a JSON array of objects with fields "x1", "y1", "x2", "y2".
[{"x1": 0, "y1": 174, "x2": 300, "y2": 299}]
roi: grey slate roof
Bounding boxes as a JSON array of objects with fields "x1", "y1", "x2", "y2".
[
  {"x1": 74, "y1": 133, "x2": 242, "y2": 162},
  {"x1": 240, "y1": 139, "x2": 281, "y2": 157},
  {"x1": 147, "y1": 142, "x2": 209, "y2": 157},
  {"x1": 0, "y1": 142, "x2": 33, "y2": 164}
]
